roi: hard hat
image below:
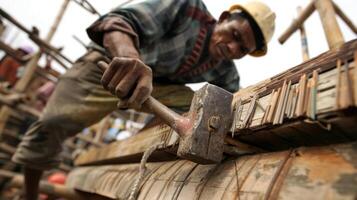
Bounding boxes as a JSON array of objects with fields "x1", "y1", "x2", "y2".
[{"x1": 229, "y1": 1, "x2": 276, "y2": 57}]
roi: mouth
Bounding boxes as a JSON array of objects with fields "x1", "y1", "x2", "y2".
[{"x1": 216, "y1": 44, "x2": 229, "y2": 59}]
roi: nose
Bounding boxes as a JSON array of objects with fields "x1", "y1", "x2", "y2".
[{"x1": 227, "y1": 42, "x2": 239, "y2": 56}]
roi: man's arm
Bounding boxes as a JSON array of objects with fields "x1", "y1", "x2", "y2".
[
  {"x1": 101, "y1": 31, "x2": 153, "y2": 109},
  {"x1": 86, "y1": 0, "x2": 194, "y2": 109}
]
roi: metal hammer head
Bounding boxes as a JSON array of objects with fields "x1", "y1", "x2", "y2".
[{"x1": 177, "y1": 84, "x2": 233, "y2": 164}]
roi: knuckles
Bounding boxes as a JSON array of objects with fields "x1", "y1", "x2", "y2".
[
  {"x1": 115, "y1": 87, "x2": 126, "y2": 98},
  {"x1": 102, "y1": 57, "x2": 153, "y2": 109}
]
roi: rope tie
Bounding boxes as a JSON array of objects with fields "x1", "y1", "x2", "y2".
[{"x1": 128, "y1": 141, "x2": 164, "y2": 200}]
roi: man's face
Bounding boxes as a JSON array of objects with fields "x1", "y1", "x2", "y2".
[{"x1": 209, "y1": 13, "x2": 257, "y2": 60}]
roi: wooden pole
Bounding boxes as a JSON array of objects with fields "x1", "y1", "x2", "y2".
[
  {"x1": 278, "y1": 1, "x2": 315, "y2": 44},
  {"x1": 0, "y1": 8, "x2": 73, "y2": 65},
  {"x1": 297, "y1": 6, "x2": 310, "y2": 61},
  {"x1": 0, "y1": 40, "x2": 26, "y2": 63},
  {"x1": 314, "y1": 0, "x2": 344, "y2": 49},
  {"x1": 0, "y1": 0, "x2": 70, "y2": 137},
  {"x1": 15, "y1": 0, "x2": 70, "y2": 92},
  {"x1": 332, "y1": 2, "x2": 357, "y2": 35}
]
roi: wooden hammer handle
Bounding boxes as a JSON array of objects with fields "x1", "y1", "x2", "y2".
[{"x1": 97, "y1": 60, "x2": 188, "y2": 137}]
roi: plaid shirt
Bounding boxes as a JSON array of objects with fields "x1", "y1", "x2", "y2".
[{"x1": 87, "y1": 0, "x2": 239, "y2": 92}]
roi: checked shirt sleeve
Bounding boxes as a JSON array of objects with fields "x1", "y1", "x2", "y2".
[{"x1": 87, "y1": 0, "x2": 191, "y2": 48}]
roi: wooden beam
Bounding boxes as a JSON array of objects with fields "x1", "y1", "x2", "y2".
[
  {"x1": 75, "y1": 125, "x2": 178, "y2": 166},
  {"x1": 297, "y1": 6, "x2": 310, "y2": 61},
  {"x1": 333, "y1": 2, "x2": 357, "y2": 35},
  {"x1": 14, "y1": 0, "x2": 70, "y2": 92},
  {"x1": 68, "y1": 142, "x2": 357, "y2": 200},
  {"x1": 279, "y1": 1, "x2": 315, "y2": 44},
  {"x1": 314, "y1": 0, "x2": 344, "y2": 49},
  {"x1": 0, "y1": 8, "x2": 73, "y2": 65},
  {"x1": 0, "y1": 40, "x2": 26, "y2": 63}
]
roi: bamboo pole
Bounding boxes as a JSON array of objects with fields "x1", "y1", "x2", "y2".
[
  {"x1": 278, "y1": 1, "x2": 315, "y2": 44},
  {"x1": 0, "y1": 8, "x2": 74, "y2": 65},
  {"x1": 0, "y1": 40, "x2": 26, "y2": 63},
  {"x1": 332, "y1": 2, "x2": 357, "y2": 35},
  {"x1": 297, "y1": 7, "x2": 310, "y2": 61},
  {"x1": 314, "y1": 0, "x2": 344, "y2": 49}
]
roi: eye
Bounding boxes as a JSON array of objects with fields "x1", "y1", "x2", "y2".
[{"x1": 233, "y1": 30, "x2": 241, "y2": 42}]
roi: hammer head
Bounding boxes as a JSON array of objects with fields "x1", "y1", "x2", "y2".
[{"x1": 177, "y1": 84, "x2": 233, "y2": 164}]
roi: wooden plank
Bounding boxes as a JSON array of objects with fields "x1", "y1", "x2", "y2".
[
  {"x1": 262, "y1": 90, "x2": 274, "y2": 124},
  {"x1": 273, "y1": 80, "x2": 287, "y2": 125},
  {"x1": 296, "y1": 74, "x2": 307, "y2": 117},
  {"x1": 314, "y1": 0, "x2": 344, "y2": 49},
  {"x1": 267, "y1": 88, "x2": 281, "y2": 123},
  {"x1": 333, "y1": 1, "x2": 357, "y2": 34},
  {"x1": 280, "y1": 81, "x2": 292, "y2": 123},
  {"x1": 67, "y1": 142, "x2": 357, "y2": 200},
  {"x1": 75, "y1": 125, "x2": 178, "y2": 166}
]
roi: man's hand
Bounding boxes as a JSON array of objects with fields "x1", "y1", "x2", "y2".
[{"x1": 98, "y1": 57, "x2": 153, "y2": 109}]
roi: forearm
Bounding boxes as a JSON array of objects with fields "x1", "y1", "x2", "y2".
[
  {"x1": 86, "y1": 15, "x2": 140, "y2": 56},
  {"x1": 103, "y1": 31, "x2": 140, "y2": 58}
]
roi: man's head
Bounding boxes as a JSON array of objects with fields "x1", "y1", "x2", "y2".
[{"x1": 209, "y1": 1, "x2": 275, "y2": 60}]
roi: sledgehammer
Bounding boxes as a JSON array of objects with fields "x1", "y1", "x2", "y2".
[{"x1": 98, "y1": 60, "x2": 233, "y2": 164}]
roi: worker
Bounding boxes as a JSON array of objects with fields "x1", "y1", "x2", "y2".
[
  {"x1": 12, "y1": 0, "x2": 275, "y2": 199},
  {"x1": 0, "y1": 46, "x2": 33, "y2": 86}
]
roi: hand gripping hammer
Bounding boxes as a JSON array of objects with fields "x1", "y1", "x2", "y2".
[{"x1": 98, "y1": 60, "x2": 233, "y2": 164}]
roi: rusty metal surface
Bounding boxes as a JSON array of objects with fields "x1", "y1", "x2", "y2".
[
  {"x1": 178, "y1": 84, "x2": 233, "y2": 164},
  {"x1": 67, "y1": 142, "x2": 357, "y2": 200}
]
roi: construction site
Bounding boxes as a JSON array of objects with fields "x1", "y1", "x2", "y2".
[{"x1": 0, "y1": 0, "x2": 357, "y2": 199}]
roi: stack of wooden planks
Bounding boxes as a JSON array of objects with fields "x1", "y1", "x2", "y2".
[{"x1": 231, "y1": 39, "x2": 357, "y2": 150}]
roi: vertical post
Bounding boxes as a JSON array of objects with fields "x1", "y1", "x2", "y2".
[
  {"x1": 314, "y1": 0, "x2": 344, "y2": 49},
  {"x1": 14, "y1": 0, "x2": 70, "y2": 92},
  {"x1": 0, "y1": 0, "x2": 70, "y2": 136},
  {"x1": 297, "y1": 7, "x2": 310, "y2": 61}
]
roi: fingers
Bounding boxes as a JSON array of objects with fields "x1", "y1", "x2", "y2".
[
  {"x1": 97, "y1": 61, "x2": 108, "y2": 72},
  {"x1": 115, "y1": 70, "x2": 139, "y2": 98},
  {"x1": 99, "y1": 57, "x2": 153, "y2": 109},
  {"x1": 107, "y1": 67, "x2": 126, "y2": 94},
  {"x1": 101, "y1": 57, "x2": 129, "y2": 90},
  {"x1": 127, "y1": 73, "x2": 153, "y2": 109}
]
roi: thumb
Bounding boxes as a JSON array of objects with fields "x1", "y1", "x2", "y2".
[{"x1": 97, "y1": 61, "x2": 109, "y2": 72}]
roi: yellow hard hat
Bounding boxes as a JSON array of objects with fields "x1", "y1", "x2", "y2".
[{"x1": 229, "y1": 1, "x2": 276, "y2": 57}]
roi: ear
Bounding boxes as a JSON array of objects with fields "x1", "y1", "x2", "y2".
[{"x1": 218, "y1": 11, "x2": 231, "y2": 23}]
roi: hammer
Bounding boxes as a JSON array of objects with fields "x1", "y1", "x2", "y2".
[{"x1": 98, "y1": 61, "x2": 233, "y2": 164}]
